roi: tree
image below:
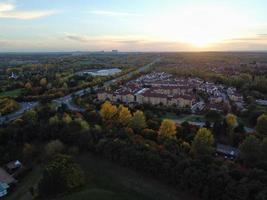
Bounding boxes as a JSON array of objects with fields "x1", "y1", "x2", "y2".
[
  {"x1": 49, "y1": 115, "x2": 60, "y2": 125},
  {"x1": 117, "y1": 105, "x2": 132, "y2": 126},
  {"x1": 45, "y1": 140, "x2": 64, "y2": 158},
  {"x1": 38, "y1": 154, "x2": 84, "y2": 197},
  {"x1": 62, "y1": 113, "x2": 72, "y2": 124},
  {"x1": 226, "y1": 114, "x2": 237, "y2": 128},
  {"x1": 25, "y1": 82, "x2": 32, "y2": 90},
  {"x1": 100, "y1": 101, "x2": 118, "y2": 121},
  {"x1": 191, "y1": 128, "x2": 214, "y2": 156},
  {"x1": 129, "y1": 110, "x2": 147, "y2": 132},
  {"x1": 22, "y1": 143, "x2": 35, "y2": 162},
  {"x1": 239, "y1": 135, "x2": 260, "y2": 166},
  {"x1": 24, "y1": 110, "x2": 38, "y2": 123},
  {"x1": 40, "y1": 78, "x2": 48, "y2": 87},
  {"x1": 205, "y1": 110, "x2": 222, "y2": 123},
  {"x1": 256, "y1": 114, "x2": 267, "y2": 137},
  {"x1": 158, "y1": 119, "x2": 177, "y2": 139},
  {"x1": 261, "y1": 138, "x2": 267, "y2": 161},
  {"x1": 74, "y1": 118, "x2": 90, "y2": 131}
]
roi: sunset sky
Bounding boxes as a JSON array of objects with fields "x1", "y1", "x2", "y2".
[{"x1": 0, "y1": 0, "x2": 267, "y2": 52}]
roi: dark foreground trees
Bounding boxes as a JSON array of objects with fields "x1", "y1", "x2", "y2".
[{"x1": 38, "y1": 154, "x2": 84, "y2": 197}]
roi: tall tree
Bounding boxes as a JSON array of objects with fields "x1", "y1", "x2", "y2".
[
  {"x1": 261, "y1": 137, "x2": 267, "y2": 161},
  {"x1": 117, "y1": 105, "x2": 132, "y2": 126},
  {"x1": 239, "y1": 135, "x2": 260, "y2": 166},
  {"x1": 191, "y1": 128, "x2": 214, "y2": 156},
  {"x1": 129, "y1": 110, "x2": 146, "y2": 132},
  {"x1": 256, "y1": 114, "x2": 267, "y2": 137},
  {"x1": 38, "y1": 154, "x2": 84, "y2": 197},
  {"x1": 100, "y1": 101, "x2": 118, "y2": 121},
  {"x1": 158, "y1": 119, "x2": 177, "y2": 139},
  {"x1": 40, "y1": 78, "x2": 48, "y2": 87}
]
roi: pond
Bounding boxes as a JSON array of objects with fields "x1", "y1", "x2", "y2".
[{"x1": 77, "y1": 68, "x2": 122, "y2": 76}]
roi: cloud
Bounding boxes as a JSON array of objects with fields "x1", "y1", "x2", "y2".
[
  {"x1": 65, "y1": 34, "x2": 147, "y2": 44},
  {"x1": 0, "y1": 2, "x2": 15, "y2": 12},
  {"x1": 0, "y1": 2, "x2": 57, "y2": 20},
  {"x1": 225, "y1": 34, "x2": 267, "y2": 42},
  {"x1": 89, "y1": 10, "x2": 140, "y2": 17},
  {"x1": 65, "y1": 34, "x2": 91, "y2": 43}
]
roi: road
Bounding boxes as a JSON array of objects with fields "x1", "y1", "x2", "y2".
[
  {"x1": 0, "y1": 102, "x2": 39, "y2": 124},
  {"x1": 0, "y1": 58, "x2": 160, "y2": 124}
]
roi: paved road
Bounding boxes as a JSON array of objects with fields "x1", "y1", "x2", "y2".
[
  {"x1": 0, "y1": 102, "x2": 39, "y2": 124},
  {"x1": 0, "y1": 58, "x2": 161, "y2": 124}
]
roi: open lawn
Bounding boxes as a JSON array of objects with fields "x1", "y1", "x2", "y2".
[
  {"x1": 6, "y1": 153, "x2": 196, "y2": 200},
  {"x1": 55, "y1": 154, "x2": 196, "y2": 200},
  {"x1": 163, "y1": 113, "x2": 205, "y2": 123},
  {"x1": 0, "y1": 89, "x2": 24, "y2": 98}
]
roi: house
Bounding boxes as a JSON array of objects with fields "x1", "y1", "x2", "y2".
[
  {"x1": 0, "y1": 182, "x2": 9, "y2": 197},
  {"x1": 5, "y1": 160, "x2": 22, "y2": 174},
  {"x1": 256, "y1": 99, "x2": 267, "y2": 106},
  {"x1": 9, "y1": 72, "x2": 18, "y2": 80},
  {"x1": 216, "y1": 144, "x2": 240, "y2": 159},
  {"x1": 0, "y1": 167, "x2": 16, "y2": 185}
]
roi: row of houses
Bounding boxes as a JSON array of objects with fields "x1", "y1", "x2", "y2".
[{"x1": 98, "y1": 73, "x2": 198, "y2": 107}]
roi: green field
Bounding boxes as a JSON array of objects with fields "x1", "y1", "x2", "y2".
[
  {"x1": 0, "y1": 89, "x2": 24, "y2": 98},
  {"x1": 7, "y1": 154, "x2": 196, "y2": 200},
  {"x1": 163, "y1": 113, "x2": 205, "y2": 123}
]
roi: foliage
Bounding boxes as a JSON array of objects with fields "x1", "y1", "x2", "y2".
[
  {"x1": 158, "y1": 119, "x2": 177, "y2": 139},
  {"x1": 38, "y1": 154, "x2": 84, "y2": 197},
  {"x1": 100, "y1": 101, "x2": 118, "y2": 121},
  {"x1": 191, "y1": 128, "x2": 214, "y2": 156},
  {"x1": 226, "y1": 113, "x2": 237, "y2": 128},
  {"x1": 205, "y1": 110, "x2": 222, "y2": 122},
  {"x1": 0, "y1": 97, "x2": 20, "y2": 115},
  {"x1": 239, "y1": 135, "x2": 261, "y2": 166},
  {"x1": 256, "y1": 114, "x2": 267, "y2": 137},
  {"x1": 45, "y1": 140, "x2": 65, "y2": 158},
  {"x1": 117, "y1": 105, "x2": 132, "y2": 126},
  {"x1": 129, "y1": 110, "x2": 147, "y2": 132}
]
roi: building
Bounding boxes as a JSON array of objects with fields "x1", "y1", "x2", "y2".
[
  {"x1": 216, "y1": 144, "x2": 240, "y2": 159},
  {"x1": 5, "y1": 160, "x2": 22, "y2": 175},
  {"x1": 0, "y1": 182, "x2": 9, "y2": 197}
]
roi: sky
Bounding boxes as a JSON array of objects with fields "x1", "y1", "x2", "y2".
[{"x1": 0, "y1": 0, "x2": 267, "y2": 52}]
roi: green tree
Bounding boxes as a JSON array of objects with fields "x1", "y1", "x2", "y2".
[
  {"x1": 62, "y1": 113, "x2": 72, "y2": 124},
  {"x1": 38, "y1": 154, "x2": 84, "y2": 197},
  {"x1": 24, "y1": 110, "x2": 38, "y2": 123},
  {"x1": 45, "y1": 140, "x2": 64, "y2": 158},
  {"x1": 205, "y1": 110, "x2": 222, "y2": 122},
  {"x1": 261, "y1": 138, "x2": 267, "y2": 161},
  {"x1": 129, "y1": 110, "x2": 146, "y2": 132},
  {"x1": 158, "y1": 119, "x2": 177, "y2": 139},
  {"x1": 191, "y1": 128, "x2": 214, "y2": 156},
  {"x1": 239, "y1": 135, "x2": 260, "y2": 166},
  {"x1": 256, "y1": 114, "x2": 267, "y2": 137}
]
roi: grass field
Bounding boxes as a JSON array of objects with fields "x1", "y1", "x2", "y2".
[
  {"x1": 0, "y1": 89, "x2": 24, "y2": 98},
  {"x1": 163, "y1": 112, "x2": 205, "y2": 123},
  {"x1": 7, "y1": 153, "x2": 196, "y2": 200}
]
